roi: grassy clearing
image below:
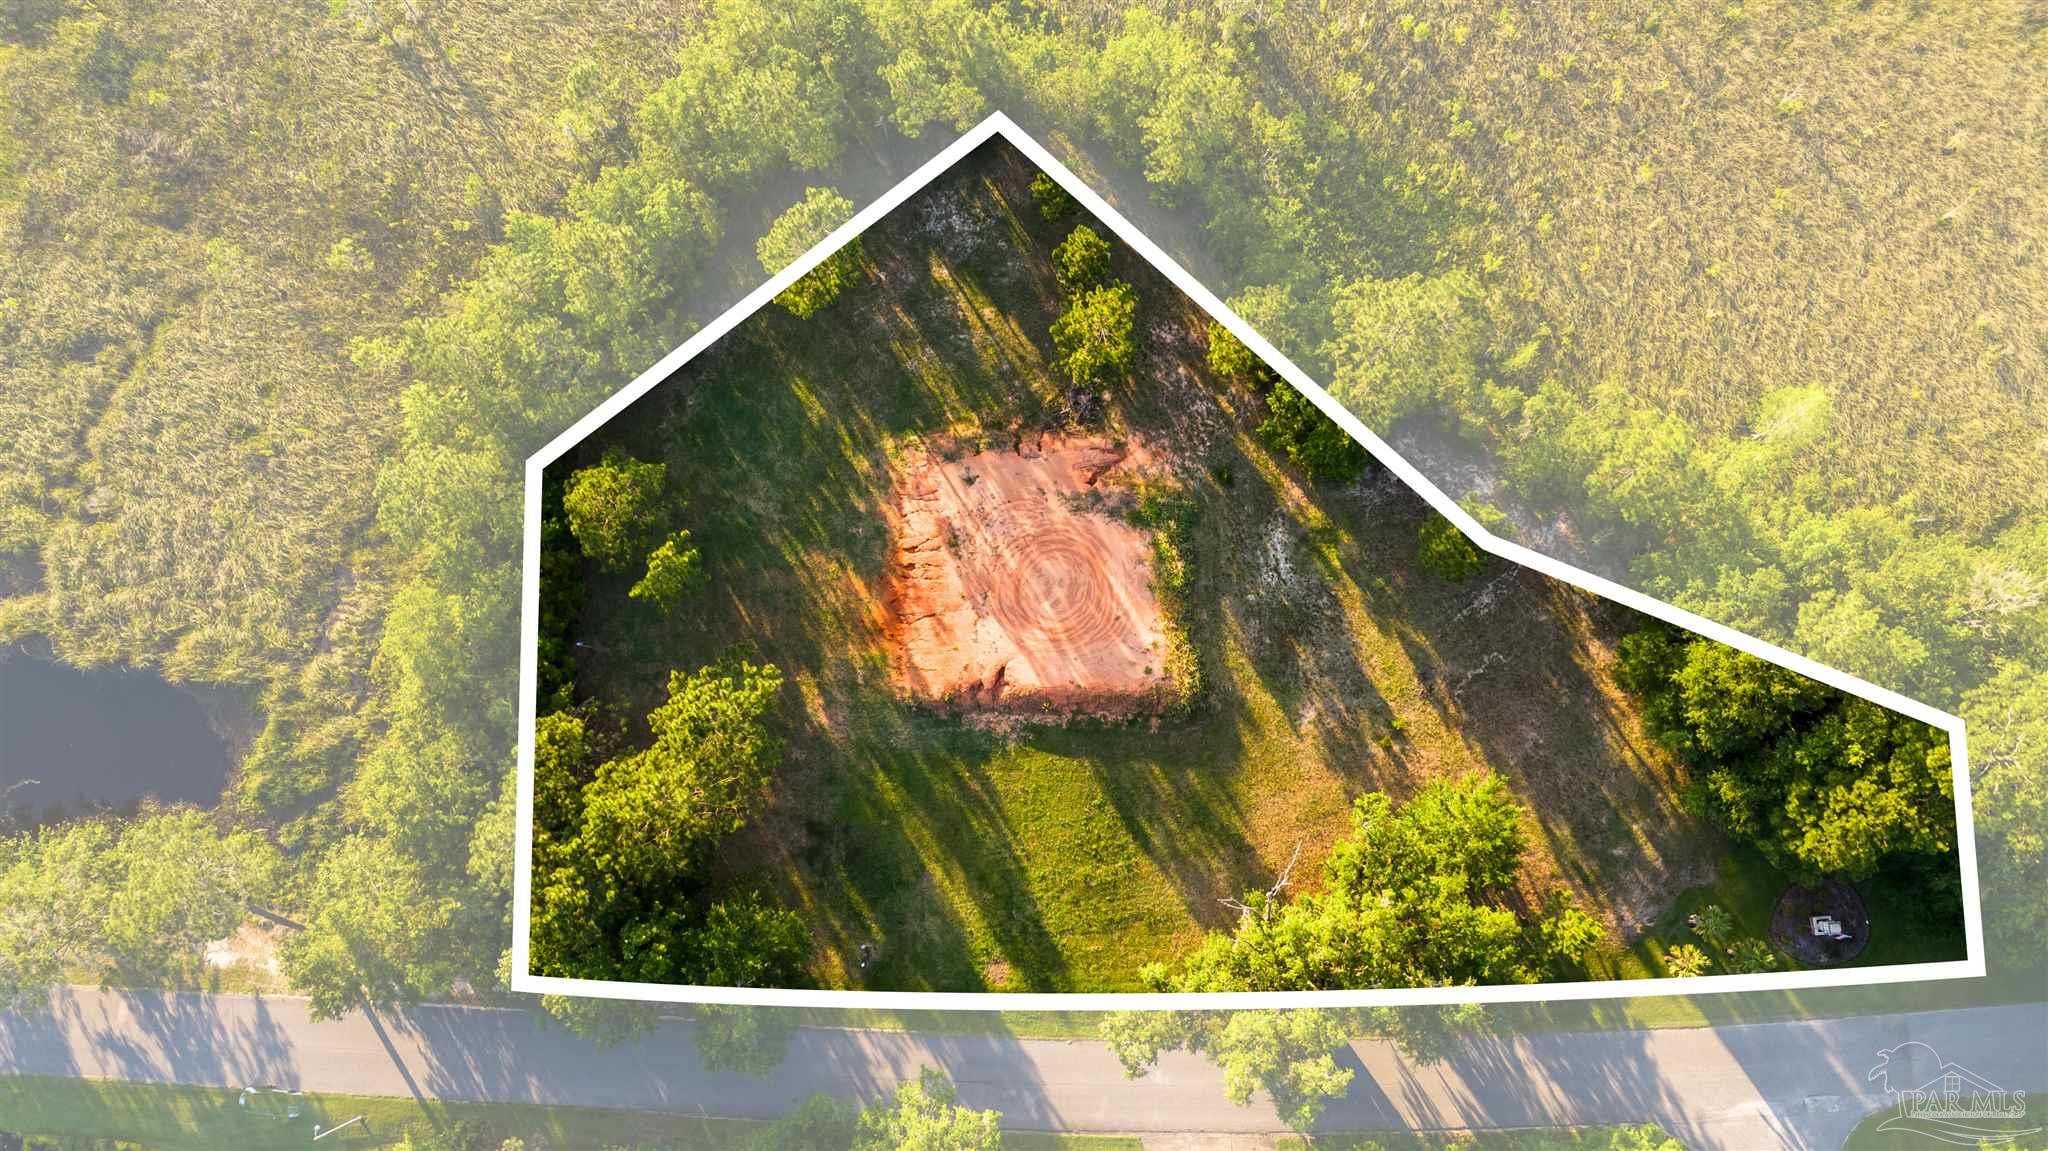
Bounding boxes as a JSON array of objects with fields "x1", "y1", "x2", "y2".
[
  {"x1": 1587, "y1": 842, "x2": 1964, "y2": 981},
  {"x1": 0, "y1": 1076, "x2": 1139, "y2": 1151},
  {"x1": 555, "y1": 141, "x2": 1717, "y2": 993}
]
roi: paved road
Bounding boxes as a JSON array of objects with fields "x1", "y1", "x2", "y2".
[{"x1": 3, "y1": 988, "x2": 2043, "y2": 1150}]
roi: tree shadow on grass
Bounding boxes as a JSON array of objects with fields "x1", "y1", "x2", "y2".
[
  {"x1": 1380, "y1": 533, "x2": 1719, "y2": 938},
  {"x1": 796, "y1": 704, "x2": 1075, "y2": 993}
]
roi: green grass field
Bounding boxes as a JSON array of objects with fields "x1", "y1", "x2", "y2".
[
  {"x1": 551, "y1": 141, "x2": 1722, "y2": 994},
  {"x1": 0, "y1": 1076, "x2": 1139, "y2": 1151}
]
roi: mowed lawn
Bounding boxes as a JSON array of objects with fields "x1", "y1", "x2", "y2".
[{"x1": 561, "y1": 140, "x2": 1714, "y2": 993}]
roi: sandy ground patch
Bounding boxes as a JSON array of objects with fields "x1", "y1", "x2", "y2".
[{"x1": 885, "y1": 435, "x2": 1171, "y2": 715}]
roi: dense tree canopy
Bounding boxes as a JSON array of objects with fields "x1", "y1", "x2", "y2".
[
  {"x1": 1616, "y1": 627, "x2": 1956, "y2": 883},
  {"x1": 1323, "y1": 271, "x2": 1483, "y2": 431},
  {"x1": 279, "y1": 834, "x2": 464, "y2": 1020},
  {"x1": 529, "y1": 658, "x2": 807, "y2": 989}
]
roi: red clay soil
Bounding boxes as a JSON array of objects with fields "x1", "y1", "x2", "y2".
[{"x1": 884, "y1": 434, "x2": 1171, "y2": 717}]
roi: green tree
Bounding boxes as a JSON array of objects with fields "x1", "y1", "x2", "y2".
[
  {"x1": 100, "y1": 806, "x2": 281, "y2": 978},
  {"x1": 1257, "y1": 382, "x2": 1369, "y2": 482},
  {"x1": 1050, "y1": 282, "x2": 1137, "y2": 388},
  {"x1": 752, "y1": 1094, "x2": 857, "y2": 1151},
  {"x1": 693, "y1": 1004, "x2": 800, "y2": 1077},
  {"x1": 1101, "y1": 1009, "x2": 1353, "y2": 1132},
  {"x1": 1146, "y1": 775, "x2": 1602, "y2": 993},
  {"x1": 563, "y1": 451, "x2": 667, "y2": 570},
  {"x1": 577, "y1": 658, "x2": 784, "y2": 884},
  {"x1": 1205, "y1": 319, "x2": 1261, "y2": 381},
  {"x1": 537, "y1": 993, "x2": 662, "y2": 1047},
  {"x1": 1360, "y1": 1002, "x2": 1490, "y2": 1066},
  {"x1": 854, "y1": 1067, "x2": 1001, "y2": 1151},
  {"x1": 279, "y1": 835, "x2": 462, "y2": 1019},
  {"x1": 635, "y1": 0, "x2": 874, "y2": 184},
  {"x1": 1029, "y1": 172, "x2": 1074, "y2": 221},
  {"x1": 758, "y1": 187, "x2": 865, "y2": 318},
  {"x1": 683, "y1": 894, "x2": 810, "y2": 988},
  {"x1": 1964, "y1": 662, "x2": 2048, "y2": 950},
  {"x1": 1618, "y1": 626, "x2": 1957, "y2": 881},
  {"x1": 1208, "y1": 1010, "x2": 1355, "y2": 1131},
  {"x1": 0, "y1": 822, "x2": 114, "y2": 1011},
  {"x1": 1417, "y1": 515, "x2": 1485, "y2": 582},
  {"x1": 1051, "y1": 223, "x2": 1112, "y2": 293},
  {"x1": 629, "y1": 529, "x2": 705, "y2": 614}
]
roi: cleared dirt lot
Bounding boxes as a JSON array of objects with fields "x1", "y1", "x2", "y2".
[{"x1": 886, "y1": 435, "x2": 1170, "y2": 715}]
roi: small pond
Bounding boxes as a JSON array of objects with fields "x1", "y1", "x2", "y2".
[{"x1": 0, "y1": 652, "x2": 232, "y2": 828}]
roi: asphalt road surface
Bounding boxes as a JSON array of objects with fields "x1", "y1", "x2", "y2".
[{"x1": 3, "y1": 988, "x2": 2043, "y2": 1150}]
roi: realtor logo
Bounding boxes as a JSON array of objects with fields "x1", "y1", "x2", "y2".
[{"x1": 1867, "y1": 1041, "x2": 2038, "y2": 1146}]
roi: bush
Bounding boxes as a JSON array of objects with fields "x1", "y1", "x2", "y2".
[
  {"x1": 1029, "y1": 171, "x2": 1074, "y2": 220},
  {"x1": 1256, "y1": 383, "x2": 1369, "y2": 482},
  {"x1": 1417, "y1": 515, "x2": 1485, "y2": 582},
  {"x1": 1205, "y1": 319, "x2": 1262, "y2": 382}
]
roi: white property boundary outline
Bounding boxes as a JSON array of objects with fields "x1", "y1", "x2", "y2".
[{"x1": 512, "y1": 112, "x2": 1983, "y2": 1011}]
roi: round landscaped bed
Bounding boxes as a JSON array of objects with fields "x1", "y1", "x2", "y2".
[{"x1": 1770, "y1": 879, "x2": 1870, "y2": 966}]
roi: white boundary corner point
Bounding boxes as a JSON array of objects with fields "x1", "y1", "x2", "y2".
[{"x1": 512, "y1": 111, "x2": 1983, "y2": 1011}]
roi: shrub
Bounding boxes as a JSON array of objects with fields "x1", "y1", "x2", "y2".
[
  {"x1": 1417, "y1": 515, "x2": 1485, "y2": 582},
  {"x1": 1029, "y1": 171, "x2": 1074, "y2": 220},
  {"x1": 1257, "y1": 383, "x2": 1369, "y2": 482}
]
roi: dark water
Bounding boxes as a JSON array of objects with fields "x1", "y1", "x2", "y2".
[{"x1": 0, "y1": 654, "x2": 231, "y2": 827}]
